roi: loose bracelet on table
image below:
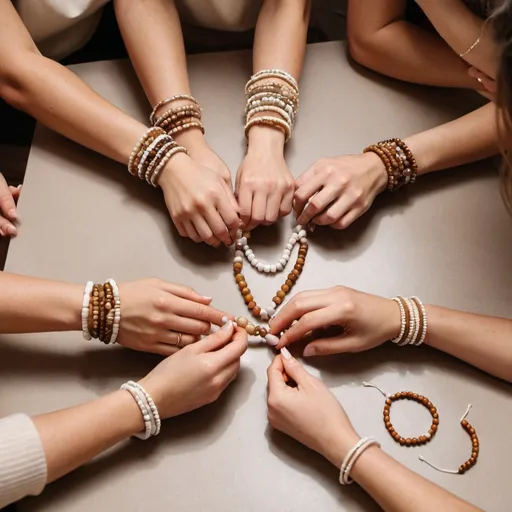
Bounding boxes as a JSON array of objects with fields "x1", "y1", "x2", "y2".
[
  {"x1": 244, "y1": 69, "x2": 299, "y2": 143},
  {"x1": 391, "y1": 296, "x2": 428, "y2": 347},
  {"x1": 121, "y1": 381, "x2": 161, "y2": 440},
  {"x1": 128, "y1": 127, "x2": 188, "y2": 187},
  {"x1": 364, "y1": 138, "x2": 418, "y2": 192},
  {"x1": 339, "y1": 437, "x2": 381, "y2": 485},
  {"x1": 82, "y1": 279, "x2": 121, "y2": 344}
]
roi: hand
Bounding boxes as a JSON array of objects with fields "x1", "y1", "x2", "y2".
[
  {"x1": 270, "y1": 286, "x2": 400, "y2": 357},
  {"x1": 159, "y1": 153, "x2": 240, "y2": 247},
  {"x1": 140, "y1": 321, "x2": 248, "y2": 419},
  {"x1": 468, "y1": 66, "x2": 496, "y2": 101},
  {"x1": 117, "y1": 278, "x2": 231, "y2": 356},
  {"x1": 267, "y1": 351, "x2": 360, "y2": 467},
  {"x1": 236, "y1": 127, "x2": 294, "y2": 230},
  {"x1": 0, "y1": 173, "x2": 21, "y2": 237},
  {"x1": 294, "y1": 153, "x2": 387, "y2": 229}
]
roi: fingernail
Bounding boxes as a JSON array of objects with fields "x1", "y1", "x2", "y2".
[
  {"x1": 303, "y1": 345, "x2": 315, "y2": 357},
  {"x1": 8, "y1": 209, "x2": 17, "y2": 220},
  {"x1": 265, "y1": 334, "x2": 279, "y2": 346},
  {"x1": 281, "y1": 347, "x2": 291, "y2": 359},
  {"x1": 221, "y1": 315, "x2": 229, "y2": 324},
  {"x1": 221, "y1": 320, "x2": 233, "y2": 332},
  {"x1": 6, "y1": 225, "x2": 17, "y2": 236},
  {"x1": 202, "y1": 296, "x2": 213, "y2": 301}
]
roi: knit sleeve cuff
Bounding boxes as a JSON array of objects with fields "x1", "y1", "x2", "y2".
[{"x1": 0, "y1": 414, "x2": 47, "y2": 508}]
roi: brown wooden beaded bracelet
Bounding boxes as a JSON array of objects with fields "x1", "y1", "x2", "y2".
[
  {"x1": 364, "y1": 382, "x2": 439, "y2": 446},
  {"x1": 420, "y1": 404, "x2": 480, "y2": 475}
]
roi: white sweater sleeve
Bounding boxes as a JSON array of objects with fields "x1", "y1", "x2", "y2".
[{"x1": 0, "y1": 414, "x2": 47, "y2": 509}]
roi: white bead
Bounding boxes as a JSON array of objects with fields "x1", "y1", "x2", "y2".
[
  {"x1": 276, "y1": 263, "x2": 283, "y2": 271},
  {"x1": 295, "y1": 225, "x2": 303, "y2": 233},
  {"x1": 248, "y1": 254, "x2": 255, "y2": 262},
  {"x1": 300, "y1": 237, "x2": 308, "y2": 243},
  {"x1": 260, "y1": 310, "x2": 269, "y2": 321},
  {"x1": 251, "y1": 258, "x2": 259, "y2": 267},
  {"x1": 286, "y1": 243, "x2": 293, "y2": 250},
  {"x1": 298, "y1": 230, "x2": 306, "y2": 238},
  {"x1": 240, "y1": 237, "x2": 248, "y2": 245},
  {"x1": 283, "y1": 249, "x2": 291, "y2": 258},
  {"x1": 235, "y1": 250, "x2": 244, "y2": 258},
  {"x1": 234, "y1": 256, "x2": 243, "y2": 263},
  {"x1": 279, "y1": 258, "x2": 287, "y2": 266},
  {"x1": 270, "y1": 265, "x2": 277, "y2": 273},
  {"x1": 267, "y1": 306, "x2": 276, "y2": 316},
  {"x1": 243, "y1": 245, "x2": 249, "y2": 251},
  {"x1": 257, "y1": 263, "x2": 265, "y2": 272},
  {"x1": 144, "y1": 414, "x2": 151, "y2": 421},
  {"x1": 264, "y1": 264, "x2": 271, "y2": 273}
]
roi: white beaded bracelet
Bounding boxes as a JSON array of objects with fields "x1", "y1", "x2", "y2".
[
  {"x1": 391, "y1": 297, "x2": 406, "y2": 345},
  {"x1": 121, "y1": 382, "x2": 153, "y2": 440},
  {"x1": 339, "y1": 437, "x2": 380, "y2": 485},
  {"x1": 411, "y1": 297, "x2": 428, "y2": 346},
  {"x1": 245, "y1": 69, "x2": 299, "y2": 93},
  {"x1": 107, "y1": 278, "x2": 121, "y2": 344},
  {"x1": 137, "y1": 134, "x2": 169, "y2": 180},
  {"x1": 128, "y1": 380, "x2": 161, "y2": 435},
  {"x1": 81, "y1": 281, "x2": 93, "y2": 341}
]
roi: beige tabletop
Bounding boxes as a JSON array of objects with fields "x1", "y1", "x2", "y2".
[{"x1": 1, "y1": 42, "x2": 511, "y2": 511}]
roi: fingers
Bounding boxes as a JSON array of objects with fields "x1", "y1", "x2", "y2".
[
  {"x1": 266, "y1": 354, "x2": 287, "y2": 392},
  {"x1": 191, "y1": 214, "x2": 222, "y2": 247},
  {"x1": 153, "y1": 343, "x2": 181, "y2": 357},
  {"x1": 303, "y1": 335, "x2": 359, "y2": 358},
  {"x1": 265, "y1": 192, "x2": 281, "y2": 225},
  {"x1": 9, "y1": 185, "x2": 22, "y2": 201},
  {"x1": 247, "y1": 192, "x2": 266, "y2": 230},
  {"x1": 195, "y1": 320, "x2": 235, "y2": 353},
  {"x1": 237, "y1": 187, "x2": 253, "y2": 229},
  {"x1": 168, "y1": 315, "x2": 211, "y2": 335},
  {"x1": 313, "y1": 196, "x2": 350, "y2": 226},
  {"x1": 0, "y1": 174, "x2": 17, "y2": 221},
  {"x1": 216, "y1": 191, "x2": 241, "y2": 245},
  {"x1": 276, "y1": 306, "x2": 340, "y2": 349},
  {"x1": 279, "y1": 348, "x2": 313, "y2": 386},
  {"x1": 269, "y1": 289, "x2": 329, "y2": 337},
  {"x1": 159, "y1": 331, "x2": 201, "y2": 347},
  {"x1": 332, "y1": 208, "x2": 364, "y2": 230},
  {"x1": 211, "y1": 326, "x2": 248, "y2": 366},
  {"x1": 161, "y1": 282, "x2": 212, "y2": 305},
  {"x1": 0, "y1": 215, "x2": 17, "y2": 237},
  {"x1": 280, "y1": 187, "x2": 294, "y2": 217},
  {"x1": 204, "y1": 208, "x2": 232, "y2": 246},
  {"x1": 183, "y1": 220, "x2": 201, "y2": 243},
  {"x1": 172, "y1": 297, "x2": 232, "y2": 327},
  {"x1": 294, "y1": 176, "x2": 323, "y2": 221}
]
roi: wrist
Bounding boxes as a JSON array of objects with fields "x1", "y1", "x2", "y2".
[
  {"x1": 247, "y1": 125, "x2": 285, "y2": 156},
  {"x1": 363, "y1": 152, "x2": 388, "y2": 195},
  {"x1": 158, "y1": 152, "x2": 192, "y2": 188},
  {"x1": 324, "y1": 430, "x2": 361, "y2": 468},
  {"x1": 64, "y1": 283, "x2": 83, "y2": 331},
  {"x1": 112, "y1": 389, "x2": 146, "y2": 437},
  {"x1": 383, "y1": 298, "x2": 403, "y2": 341},
  {"x1": 172, "y1": 128, "x2": 208, "y2": 151}
]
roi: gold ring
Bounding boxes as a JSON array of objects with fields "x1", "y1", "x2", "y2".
[
  {"x1": 176, "y1": 332, "x2": 182, "y2": 348},
  {"x1": 477, "y1": 77, "x2": 483, "y2": 84}
]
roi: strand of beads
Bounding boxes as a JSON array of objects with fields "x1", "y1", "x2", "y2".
[
  {"x1": 233, "y1": 234, "x2": 308, "y2": 321},
  {"x1": 235, "y1": 226, "x2": 307, "y2": 275}
]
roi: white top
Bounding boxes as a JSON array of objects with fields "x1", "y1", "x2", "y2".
[
  {"x1": 14, "y1": 0, "x2": 262, "y2": 60},
  {"x1": 0, "y1": 414, "x2": 47, "y2": 508}
]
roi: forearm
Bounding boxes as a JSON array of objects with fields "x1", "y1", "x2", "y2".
[
  {"x1": 348, "y1": 20, "x2": 477, "y2": 89},
  {"x1": 1, "y1": 53, "x2": 147, "y2": 165},
  {"x1": 424, "y1": 305, "x2": 512, "y2": 382},
  {"x1": 350, "y1": 447, "x2": 481, "y2": 512},
  {"x1": 416, "y1": 0, "x2": 497, "y2": 78},
  {"x1": 33, "y1": 390, "x2": 143, "y2": 483},
  {"x1": 404, "y1": 103, "x2": 498, "y2": 175},
  {"x1": 0, "y1": 272, "x2": 82, "y2": 333}
]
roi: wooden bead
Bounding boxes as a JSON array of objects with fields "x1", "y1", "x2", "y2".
[
  {"x1": 277, "y1": 290, "x2": 286, "y2": 299},
  {"x1": 241, "y1": 287, "x2": 251, "y2": 296},
  {"x1": 405, "y1": 438, "x2": 412, "y2": 447},
  {"x1": 385, "y1": 422, "x2": 392, "y2": 429},
  {"x1": 285, "y1": 279, "x2": 294, "y2": 287},
  {"x1": 385, "y1": 399, "x2": 392, "y2": 406},
  {"x1": 238, "y1": 281, "x2": 247, "y2": 289},
  {"x1": 407, "y1": 392, "x2": 413, "y2": 398},
  {"x1": 419, "y1": 436, "x2": 427, "y2": 444},
  {"x1": 281, "y1": 284, "x2": 290, "y2": 293},
  {"x1": 273, "y1": 296, "x2": 282, "y2": 305},
  {"x1": 253, "y1": 306, "x2": 261, "y2": 316},
  {"x1": 248, "y1": 301, "x2": 256, "y2": 310},
  {"x1": 236, "y1": 317, "x2": 248, "y2": 328},
  {"x1": 384, "y1": 415, "x2": 390, "y2": 423},
  {"x1": 462, "y1": 420, "x2": 468, "y2": 427},
  {"x1": 411, "y1": 438, "x2": 418, "y2": 446},
  {"x1": 235, "y1": 274, "x2": 245, "y2": 283},
  {"x1": 399, "y1": 438, "x2": 406, "y2": 446},
  {"x1": 259, "y1": 327, "x2": 268, "y2": 337},
  {"x1": 234, "y1": 262, "x2": 243, "y2": 270},
  {"x1": 292, "y1": 269, "x2": 300, "y2": 277},
  {"x1": 297, "y1": 257, "x2": 305, "y2": 265},
  {"x1": 244, "y1": 294, "x2": 254, "y2": 303},
  {"x1": 288, "y1": 273, "x2": 298, "y2": 282},
  {"x1": 433, "y1": 419, "x2": 439, "y2": 426},
  {"x1": 246, "y1": 324, "x2": 256, "y2": 335}
]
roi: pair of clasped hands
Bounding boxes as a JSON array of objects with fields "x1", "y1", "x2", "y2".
[{"x1": 110, "y1": 278, "x2": 398, "y2": 468}]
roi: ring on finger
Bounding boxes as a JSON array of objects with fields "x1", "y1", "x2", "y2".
[{"x1": 176, "y1": 332, "x2": 182, "y2": 348}]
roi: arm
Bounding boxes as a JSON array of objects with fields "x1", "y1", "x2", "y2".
[
  {"x1": 294, "y1": 103, "x2": 499, "y2": 229},
  {"x1": 346, "y1": 0, "x2": 478, "y2": 89},
  {"x1": 0, "y1": 0, "x2": 148, "y2": 165},
  {"x1": 267, "y1": 353, "x2": 481, "y2": 512},
  {"x1": 271, "y1": 287, "x2": 512, "y2": 383},
  {"x1": 416, "y1": 0, "x2": 498, "y2": 79},
  {"x1": 237, "y1": 0, "x2": 311, "y2": 229}
]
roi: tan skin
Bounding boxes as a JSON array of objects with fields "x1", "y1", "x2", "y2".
[{"x1": 294, "y1": 0, "x2": 500, "y2": 230}]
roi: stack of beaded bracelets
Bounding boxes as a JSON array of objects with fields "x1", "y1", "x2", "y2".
[
  {"x1": 121, "y1": 381, "x2": 161, "y2": 440},
  {"x1": 339, "y1": 437, "x2": 381, "y2": 485},
  {"x1": 364, "y1": 138, "x2": 418, "y2": 191},
  {"x1": 244, "y1": 69, "x2": 299, "y2": 143},
  {"x1": 150, "y1": 94, "x2": 204, "y2": 137},
  {"x1": 82, "y1": 279, "x2": 121, "y2": 344},
  {"x1": 391, "y1": 296, "x2": 427, "y2": 346},
  {"x1": 128, "y1": 127, "x2": 188, "y2": 187}
]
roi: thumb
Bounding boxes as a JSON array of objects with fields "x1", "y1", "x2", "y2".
[
  {"x1": 280, "y1": 348, "x2": 313, "y2": 386},
  {"x1": 195, "y1": 320, "x2": 234, "y2": 353},
  {"x1": 267, "y1": 354, "x2": 288, "y2": 393},
  {"x1": 302, "y1": 335, "x2": 359, "y2": 357}
]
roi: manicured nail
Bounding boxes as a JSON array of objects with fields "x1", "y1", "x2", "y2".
[
  {"x1": 202, "y1": 296, "x2": 213, "y2": 302},
  {"x1": 281, "y1": 347, "x2": 291, "y2": 359},
  {"x1": 265, "y1": 334, "x2": 279, "y2": 346},
  {"x1": 221, "y1": 320, "x2": 233, "y2": 332},
  {"x1": 303, "y1": 345, "x2": 315, "y2": 357},
  {"x1": 8, "y1": 209, "x2": 17, "y2": 220},
  {"x1": 221, "y1": 315, "x2": 229, "y2": 324},
  {"x1": 6, "y1": 225, "x2": 17, "y2": 236}
]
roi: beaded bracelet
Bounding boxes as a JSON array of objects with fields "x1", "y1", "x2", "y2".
[
  {"x1": 244, "y1": 116, "x2": 291, "y2": 142},
  {"x1": 149, "y1": 94, "x2": 201, "y2": 125},
  {"x1": 364, "y1": 138, "x2": 418, "y2": 191},
  {"x1": 151, "y1": 95, "x2": 204, "y2": 137},
  {"x1": 245, "y1": 69, "x2": 299, "y2": 94},
  {"x1": 391, "y1": 296, "x2": 427, "y2": 346},
  {"x1": 339, "y1": 437, "x2": 380, "y2": 485},
  {"x1": 121, "y1": 382, "x2": 153, "y2": 440},
  {"x1": 81, "y1": 281, "x2": 94, "y2": 341}
]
